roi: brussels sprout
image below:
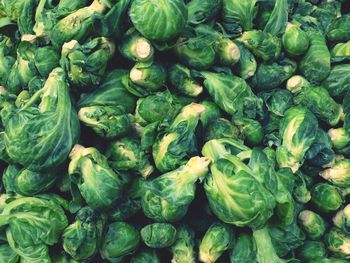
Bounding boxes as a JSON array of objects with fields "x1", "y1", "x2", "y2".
[
  {"x1": 152, "y1": 103, "x2": 204, "y2": 172},
  {"x1": 50, "y1": 0, "x2": 107, "y2": 47},
  {"x1": 214, "y1": 37, "x2": 240, "y2": 66},
  {"x1": 311, "y1": 183, "x2": 343, "y2": 213},
  {"x1": 200, "y1": 71, "x2": 262, "y2": 118},
  {"x1": 293, "y1": 171, "x2": 312, "y2": 204},
  {"x1": 2, "y1": 164, "x2": 57, "y2": 196},
  {"x1": 2, "y1": 0, "x2": 27, "y2": 21},
  {"x1": 100, "y1": 222, "x2": 140, "y2": 262},
  {"x1": 333, "y1": 204, "x2": 350, "y2": 234},
  {"x1": 286, "y1": 75, "x2": 311, "y2": 94},
  {"x1": 170, "y1": 225, "x2": 196, "y2": 263},
  {"x1": 229, "y1": 234, "x2": 257, "y2": 263},
  {"x1": 234, "y1": 41, "x2": 257, "y2": 79},
  {"x1": 62, "y1": 207, "x2": 106, "y2": 261},
  {"x1": 252, "y1": 58, "x2": 297, "y2": 91},
  {"x1": 0, "y1": 37, "x2": 15, "y2": 87},
  {"x1": 331, "y1": 41, "x2": 350, "y2": 63},
  {"x1": 202, "y1": 154, "x2": 275, "y2": 228},
  {"x1": 236, "y1": 30, "x2": 281, "y2": 62},
  {"x1": 309, "y1": 259, "x2": 349, "y2": 263},
  {"x1": 129, "y1": 0, "x2": 187, "y2": 41},
  {"x1": 187, "y1": 0, "x2": 222, "y2": 25},
  {"x1": 294, "y1": 86, "x2": 343, "y2": 126},
  {"x1": 119, "y1": 29, "x2": 154, "y2": 63},
  {"x1": 200, "y1": 100, "x2": 221, "y2": 128},
  {"x1": 199, "y1": 222, "x2": 235, "y2": 263},
  {"x1": 322, "y1": 65, "x2": 350, "y2": 98},
  {"x1": 234, "y1": 118, "x2": 263, "y2": 146},
  {"x1": 282, "y1": 23, "x2": 309, "y2": 56},
  {"x1": 51, "y1": 251, "x2": 79, "y2": 263},
  {"x1": 204, "y1": 118, "x2": 239, "y2": 142},
  {"x1": 327, "y1": 15, "x2": 350, "y2": 42},
  {"x1": 0, "y1": 196, "x2": 68, "y2": 262},
  {"x1": 263, "y1": 0, "x2": 288, "y2": 37},
  {"x1": 329, "y1": 128, "x2": 350, "y2": 150},
  {"x1": 169, "y1": 64, "x2": 203, "y2": 97},
  {"x1": 297, "y1": 241, "x2": 326, "y2": 262},
  {"x1": 0, "y1": 243, "x2": 18, "y2": 263},
  {"x1": 78, "y1": 69, "x2": 137, "y2": 113},
  {"x1": 78, "y1": 105, "x2": 131, "y2": 139},
  {"x1": 131, "y1": 249, "x2": 160, "y2": 263},
  {"x1": 326, "y1": 228, "x2": 350, "y2": 259},
  {"x1": 106, "y1": 137, "x2": 154, "y2": 178},
  {"x1": 34, "y1": 46, "x2": 60, "y2": 78},
  {"x1": 276, "y1": 106, "x2": 318, "y2": 173},
  {"x1": 298, "y1": 210, "x2": 326, "y2": 240},
  {"x1": 141, "y1": 223, "x2": 177, "y2": 248},
  {"x1": 175, "y1": 38, "x2": 216, "y2": 70},
  {"x1": 300, "y1": 32, "x2": 331, "y2": 83},
  {"x1": 222, "y1": 0, "x2": 257, "y2": 33},
  {"x1": 68, "y1": 145, "x2": 126, "y2": 210},
  {"x1": 320, "y1": 159, "x2": 350, "y2": 187},
  {"x1": 4, "y1": 68, "x2": 80, "y2": 171},
  {"x1": 60, "y1": 37, "x2": 115, "y2": 89},
  {"x1": 142, "y1": 156, "x2": 210, "y2": 222}
]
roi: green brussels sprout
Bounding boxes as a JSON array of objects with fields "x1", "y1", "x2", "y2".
[
  {"x1": 108, "y1": 178, "x2": 144, "y2": 221},
  {"x1": 234, "y1": 118, "x2": 264, "y2": 146},
  {"x1": 286, "y1": 75, "x2": 311, "y2": 94},
  {"x1": 78, "y1": 69, "x2": 137, "y2": 113},
  {"x1": 326, "y1": 228, "x2": 350, "y2": 259},
  {"x1": 311, "y1": 183, "x2": 343, "y2": 213},
  {"x1": 142, "y1": 156, "x2": 210, "y2": 222},
  {"x1": 129, "y1": 62, "x2": 167, "y2": 93},
  {"x1": 2, "y1": 0, "x2": 27, "y2": 21},
  {"x1": 169, "y1": 64, "x2": 203, "y2": 97},
  {"x1": 141, "y1": 223, "x2": 177, "y2": 248},
  {"x1": 327, "y1": 15, "x2": 350, "y2": 42},
  {"x1": 60, "y1": 37, "x2": 115, "y2": 89},
  {"x1": 294, "y1": 86, "x2": 343, "y2": 126},
  {"x1": 131, "y1": 249, "x2": 160, "y2": 263},
  {"x1": 51, "y1": 251, "x2": 79, "y2": 263},
  {"x1": 0, "y1": 196, "x2": 68, "y2": 262},
  {"x1": 4, "y1": 68, "x2": 80, "y2": 171},
  {"x1": 252, "y1": 58, "x2": 297, "y2": 91},
  {"x1": 331, "y1": 41, "x2": 350, "y2": 62},
  {"x1": 204, "y1": 118, "x2": 239, "y2": 142},
  {"x1": 0, "y1": 37, "x2": 15, "y2": 87},
  {"x1": 282, "y1": 23, "x2": 309, "y2": 56},
  {"x1": 175, "y1": 38, "x2": 216, "y2": 70},
  {"x1": 309, "y1": 259, "x2": 349, "y2": 263},
  {"x1": 229, "y1": 234, "x2": 257, "y2": 263},
  {"x1": 214, "y1": 37, "x2": 241, "y2": 66},
  {"x1": 276, "y1": 106, "x2": 318, "y2": 173},
  {"x1": 100, "y1": 222, "x2": 140, "y2": 262},
  {"x1": 34, "y1": 46, "x2": 60, "y2": 78},
  {"x1": 0, "y1": 243, "x2": 18, "y2": 263},
  {"x1": 329, "y1": 128, "x2": 350, "y2": 150},
  {"x1": 300, "y1": 32, "x2": 331, "y2": 83},
  {"x1": 298, "y1": 210, "x2": 326, "y2": 240},
  {"x1": 199, "y1": 222, "x2": 235, "y2": 263},
  {"x1": 119, "y1": 28, "x2": 154, "y2": 63},
  {"x1": 68, "y1": 145, "x2": 126, "y2": 210},
  {"x1": 78, "y1": 105, "x2": 131, "y2": 139},
  {"x1": 152, "y1": 103, "x2": 204, "y2": 172},
  {"x1": 106, "y1": 137, "x2": 154, "y2": 178},
  {"x1": 297, "y1": 241, "x2": 326, "y2": 262},
  {"x1": 202, "y1": 150, "x2": 275, "y2": 228},
  {"x1": 200, "y1": 71, "x2": 262, "y2": 118},
  {"x1": 50, "y1": 0, "x2": 107, "y2": 47},
  {"x1": 263, "y1": 0, "x2": 288, "y2": 37},
  {"x1": 293, "y1": 171, "x2": 312, "y2": 204},
  {"x1": 62, "y1": 207, "x2": 106, "y2": 261},
  {"x1": 312, "y1": 1, "x2": 341, "y2": 32},
  {"x1": 187, "y1": 0, "x2": 222, "y2": 25},
  {"x1": 320, "y1": 159, "x2": 350, "y2": 187},
  {"x1": 236, "y1": 30, "x2": 281, "y2": 62},
  {"x1": 322, "y1": 65, "x2": 350, "y2": 98},
  {"x1": 234, "y1": 41, "x2": 257, "y2": 80},
  {"x1": 129, "y1": 0, "x2": 187, "y2": 41},
  {"x1": 2, "y1": 164, "x2": 57, "y2": 196},
  {"x1": 200, "y1": 100, "x2": 221, "y2": 128},
  {"x1": 222, "y1": 0, "x2": 257, "y2": 33},
  {"x1": 170, "y1": 225, "x2": 196, "y2": 263},
  {"x1": 333, "y1": 204, "x2": 350, "y2": 234}
]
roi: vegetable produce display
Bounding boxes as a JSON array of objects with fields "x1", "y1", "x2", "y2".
[{"x1": 0, "y1": 0, "x2": 350, "y2": 262}]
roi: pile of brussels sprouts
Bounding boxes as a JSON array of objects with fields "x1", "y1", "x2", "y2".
[{"x1": 1, "y1": 0, "x2": 350, "y2": 262}]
